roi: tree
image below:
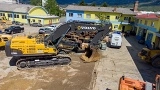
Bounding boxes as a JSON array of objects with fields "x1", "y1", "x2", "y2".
[
  {"x1": 30, "y1": 0, "x2": 42, "y2": 6},
  {"x1": 95, "y1": 13, "x2": 110, "y2": 26},
  {"x1": 44, "y1": 0, "x2": 60, "y2": 15},
  {"x1": 101, "y1": 2, "x2": 108, "y2": 7},
  {"x1": 79, "y1": 0, "x2": 87, "y2": 6},
  {"x1": 90, "y1": 2, "x2": 96, "y2": 6}
]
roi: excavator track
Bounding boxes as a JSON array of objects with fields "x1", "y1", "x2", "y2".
[{"x1": 16, "y1": 55, "x2": 71, "y2": 70}]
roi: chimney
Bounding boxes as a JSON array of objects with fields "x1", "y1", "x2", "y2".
[
  {"x1": 133, "y1": 1, "x2": 139, "y2": 12},
  {"x1": 27, "y1": 7, "x2": 30, "y2": 12},
  {"x1": 112, "y1": 7, "x2": 117, "y2": 12}
]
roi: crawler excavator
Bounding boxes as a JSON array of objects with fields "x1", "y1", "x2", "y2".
[
  {"x1": 119, "y1": 74, "x2": 160, "y2": 90},
  {"x1": 5, "y1": 21, "x2": 112, "y2": 69}
]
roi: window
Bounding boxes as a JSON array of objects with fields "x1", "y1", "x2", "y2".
[
  {"x1": 144, "y1": 20, "x2": 147, "y2": 25},
  {"x1": 14, "y1": 14, "x2": 16, "y2": 18},
  {"x1": 0, "y1": 13, "x2": 5, "y2": 16},
  {"x1": 22, "y1": 15, "x2": 27, "y2": 19},
  {"x1": 115, "y1": 16, "x2": 119, "y2": 20},
  {"x1": 86, "y1": 14, "x2": 91, "y2": 18},
  {"x1": 124, "y1": 17, "x2": 129, "y2": 20},
  {"x1": 114, "y1": 25, "x2": 118, "y2": 28},
  {"x1": 8, "y1": 14, "x2": 12, "y2": 18},
  {"x1": 77, "y1": 13, "x2": 82, "y2": 18},
  {"x1": 69, "y1": 13, "x2": 73, "y2": 17},
  {"x1": 38, "y1": 20, "x2": 41, "y2": 23},
  {"x1": 140, "y1": 20, "x2": 142, "y2": 23},
  {"x1": 14, "y1": 14, "x2": 19, "y2": 18},
  {"x1": 151, "y1": 21, "x2": 154, "y2": 27},
  {"x1": 32, "y1": 19, "x2": 35, "y2": 22},
  {"x1": 16, "y1": 15, "x2": 19, "y2": 18},
  {"x1": 107, "y1": 16, "x2": 110, "y2": 19}
]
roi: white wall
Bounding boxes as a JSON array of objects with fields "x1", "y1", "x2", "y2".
[{"x1": 0, "y1": 0, "x2": 17, "y2": 4}]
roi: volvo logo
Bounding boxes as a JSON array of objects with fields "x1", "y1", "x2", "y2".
[{"x1": 77, "y1": 26, "x2": 96, "y2": 30}]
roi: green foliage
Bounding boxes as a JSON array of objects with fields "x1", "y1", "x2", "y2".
[
  {"x1": 30, "y1": 0, "x2": 42, "y2": 6},
  {"x1": 79, "y1": 0, "x2": 87, "y2": 6},
  {"x1": 44, "y1": 0, "x2": 60, "y2": 15},
  {"x1": 95, "y1": 13, "x2": 109, "y2": 26},
  {"x1": 101, "y1": 2, "x2": 108, "y2": 7},
  {"x1": 90, "y1": 2, "x2": 96, "y2": 6}
]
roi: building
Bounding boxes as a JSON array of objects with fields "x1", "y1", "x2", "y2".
[
  {"x1": 0, "y1": 0, "x2": 17, "y2": 4},
  {"x1": 134, "y1": 13, "x2": 160, "y2": 48},
  {"x1": 65, "y1": 1, "x2": 139, "y2": 32},
  {"x1": 0, "y1": 3, "x2": 60, "y2": 25}
]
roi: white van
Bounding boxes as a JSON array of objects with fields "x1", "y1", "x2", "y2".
[{"x1": 108, "y1": 33, "x2": 122, "y2": 49}]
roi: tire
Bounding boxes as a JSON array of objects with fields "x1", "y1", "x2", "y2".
[
  {"x1": 152, "y1": 56, "x2": 160, "y2": 68},
  {"x1": 11, "y1": 31, "x2": 14, "y2": 34},
  {"x1": 20, "y1": 30, "x2": 24, "y2": 33}
]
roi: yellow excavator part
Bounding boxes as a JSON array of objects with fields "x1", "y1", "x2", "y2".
[{"x1": 0, "y1": 34, "x2": 12, "y2": 48}]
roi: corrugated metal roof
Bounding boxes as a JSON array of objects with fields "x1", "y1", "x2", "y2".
[
  {"x1": 135, "y1": 13, "x2": 159, "y2": 20},
  {"x1": 0, "y1": 3, "x2": 34, "y2": 13},
  {"x1": 65, "y1": 5, "x2": 136, "y2": 15}
]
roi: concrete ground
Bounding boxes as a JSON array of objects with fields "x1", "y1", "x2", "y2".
[{"x1": 92, "y1": 35, "x2": 160, "y2": 90}]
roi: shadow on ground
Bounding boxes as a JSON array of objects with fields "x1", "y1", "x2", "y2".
[
  {"x1": 9, "y1": 57, "x2": 17, "y2": 66},
  {"x1": 125, "y1": 35, "x2": 160, "y2": 83}
]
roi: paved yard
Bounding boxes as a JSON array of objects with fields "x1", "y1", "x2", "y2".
[{"x1": 92, "y1": 35, "x2": 160, "y2": 90}]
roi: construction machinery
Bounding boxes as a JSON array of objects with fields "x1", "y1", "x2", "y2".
[
  {"x1": 119, "y1": 74, "x2": 160, "y2": 90},
  {"x1": 0, "y1": 16, "x2": 12, "y2": 24},
  {"x1": 138, "y1": 48, "x2": 160, "y2": 68},
  {"x1": 0, "y1": 34, "x2": 12, "y2": 50},
  {"x1": 0, "y1": 16, "x2": 12, "y2": 32},
  {"x1": 5, "y1": 21, "x2": 112, "y2": 69}
]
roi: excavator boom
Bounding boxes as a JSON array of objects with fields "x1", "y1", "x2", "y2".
[{"x1": 44, "y1": 21, "x2": 112, "y2": 62}]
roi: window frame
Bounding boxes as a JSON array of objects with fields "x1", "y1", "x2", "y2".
[
  {"x1": 69, "y1": 13, "x2": 73, "y2": 17},
  {"x1": 86, "y1": 14, "x2": 91, "y2": 18}
]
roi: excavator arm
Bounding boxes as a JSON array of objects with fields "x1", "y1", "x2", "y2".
[{"x1": 44, "y1": 21, "x2": 112, "y2": 62}]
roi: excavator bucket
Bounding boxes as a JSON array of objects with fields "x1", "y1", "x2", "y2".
[{"x1": 80, "y1": 45, "x2": 101, "y2": 63}]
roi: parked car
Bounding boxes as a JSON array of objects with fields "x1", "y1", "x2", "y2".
[
  {"x1": 4, "y1": 26, "x2": 24, "y2": 34},
  {"x1": 12, "y1": 21, "x2": 24, "y2": 26},
  {"x1": 39, "y1": 27, "x2": 55, "y2": 34},
  {"x1": 30, "y1": 23, "x2": 42, "y2": 27},
  {"x1": 49, "y1": 24, "x2": 57, "y2": 31}
]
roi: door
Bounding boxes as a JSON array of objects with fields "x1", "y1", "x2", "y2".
[
  {"x1": 146, "y1": 33, "x2": 153, "y2": 48},
  {"x1": 27, "y1": 19, "x2": 30, "y2": 25},
  {"x1": 128, "y1": 17, "x2": 131, "y2": 23},
  {"x1": 122, "y1": 26, "x2": 125, "y2": 33}
]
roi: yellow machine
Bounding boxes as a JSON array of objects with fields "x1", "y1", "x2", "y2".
[
  {"x1": 0, "y1": 16, "x2": 12, "y2": 24},
  {"x1": 5, "y1": 34, "x2": 71, "y2": 69},
  {"x1": 138, "y1": 47, "x2": 160, "y2": 68},
  {"x1": 0, "y1": 34, "x2": 12, "y2": 49}
]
